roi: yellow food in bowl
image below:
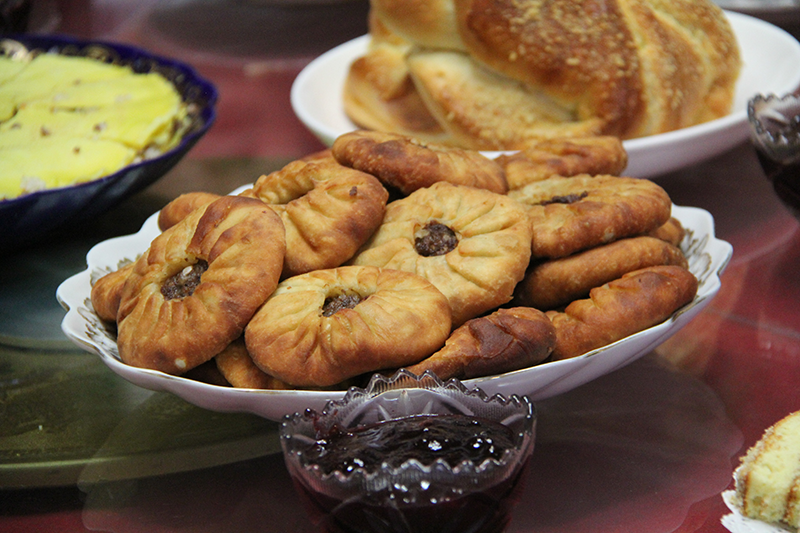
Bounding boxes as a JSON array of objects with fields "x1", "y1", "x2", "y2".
[{"x1": 0, "y1": 52, "x2": 188, "y2": 200}]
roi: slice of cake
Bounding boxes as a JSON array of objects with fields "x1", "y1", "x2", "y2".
[{"x1": 731, "y1": 410, "x2": 800, "y2": 530}]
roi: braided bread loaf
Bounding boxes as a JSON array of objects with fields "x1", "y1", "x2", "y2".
[{"x1": 344, "y1": 0, "x2": 741, "y2": 150}]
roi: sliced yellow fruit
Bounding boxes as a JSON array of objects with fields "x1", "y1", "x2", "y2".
[
  {"x1": 0, "y1": 137, "x2": 137, "y2": 199},
  {"x1": 0, "y1": 54, "x2": 131, "y2": 121},
  {"x1": 0, "y1": 56, "x2": 27, "y2": 85},
  {"x1": 0, "y1": 51, "x2": 189, "y2": 200}
]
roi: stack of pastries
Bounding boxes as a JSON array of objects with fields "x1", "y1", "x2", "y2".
[
  {"x1": 91, "y1": 131, "x2": 699, "y2": 390},
  {"x1": 343, "y1": 0, "x2": 741, "y2": 150}
]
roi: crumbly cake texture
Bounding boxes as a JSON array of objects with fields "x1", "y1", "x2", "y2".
[{"x1": 733, "y1": 410, "x2": 800, "y2": 529}]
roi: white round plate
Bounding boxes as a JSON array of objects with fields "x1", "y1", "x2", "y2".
[
  {"x1": 715, "y1": 0, "x2": 800, "y2": 25},
  {"x1": 291, "y1": 11, "x2": 800, "y2": 179},
  {"x1": 57, "y1": 188, "x2": 732, "y2": 422}
]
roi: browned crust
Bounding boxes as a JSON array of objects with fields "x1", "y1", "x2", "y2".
[
  {"x1": 546, "y1": 265, "x2": 698, "y2": 360},
  {"x1": 457, "y1": 0, "x2": 738, "y2": 139},
  {"x1": 495, "y1": 136, "x2": 628, "y2": 189},
  {"x1": 342, "y1": 32, "x2": 447, "y2": 139},
  {"x1": 245, "y1": 266, "x2": 452, "y2": 387},
  {"x1": 406, "y1": 306, "x2": 556, "y2": 380},
  {"x1": 350, "y1": 181, "x2": 533, "y2": 326},
  {"x1": 514, "y1": 236, "x2": 688, "y2": 310},
  {"x1": 90, "y1": 262, "x2": 135, "y2": 323},
  {"x1": 332, "y1": 130, "x2": 508, "y2": 195},
  {"x1": 454, "y1": 0, "x2": 645, "y2": 137},
  {"x1": 352, "y1": 0, "x2": 739, "y2": 148},
  {"x1": 214, "y1": 337, "x2": 294, "y2": 390},
  {"x1": 250, "y1": 154, "x2": 389, "y2": 278},
  {"x1": 649, "y1": 216, "x2": 686, "y2": 247},
  {"x1": 508, "y1": 174, "x2": 672, "y2": 258},
  {"x1": 157, "y1": 191, "x2": 221, "y2": 232},
  {"x1": 116, "y1": 196, "x2": 286, "y2": 375},
  {"x1": 624, "y1": 0, "x2": 742, "y2": 128},
  {"x1": 405, "y1": 50, "x2": 605, "y2": 150}
]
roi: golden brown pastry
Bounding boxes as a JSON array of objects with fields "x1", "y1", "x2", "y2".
[
  {"x1": 350, "y1": 181, "x2": 533, "y2": 326},
  {"x1": 90, "y1": 261, "x2": 135, "y2": 323},
  {"x1": 508, "y1": 174, "x2": 672, "y2": 258},
  {"x1": 370, "y1": 0, "x2": 465, "y2": 51},
  {"x1": 116, "y1": 196, "x2": 286, "y2": 375},
  {"x1": 514, "y1": 236, "x2": 688, "y2": 310},
  {"x1": 343, "y1": 12, "x2": 447, "y2": 141},
  {"x1": 346, "y1": 0, "x2": 740, "y2": 149},
  {"x1": 405, "y1": 49, "x2": 605, "y2": 149},
  {"x1": 546, "y1": 265, "x2": 699, "y2": 360},
  {"x1": 214, "y1": 337, "x2": 294, "y2": 390},
  {"x1": 248, "y1": 154, "x2": 389, "y2": 278},
  {"x1": 494, "y1": 136, "x2": 628, "y2": 190},
  {"x1": 405, "y1": 307, "x2": 556, "y2": 380},
  {"x1": 649, "y1": 217, "x2": 687, "y2": 247},
  {"x1": 157, "y1": 191, "x2": 222, "y2": 232},
  {"x1": 244, "y1": 265, "x2": 452, "y2": 387},
  {"x1": 332, "y1": 130, "x2": 507, "y2": 195}
]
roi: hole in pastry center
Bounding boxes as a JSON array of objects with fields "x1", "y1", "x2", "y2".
[
  {"x1": 161, "y1": 260, "x2": 209, "y2": 300},
  {"x1": 540, "y1": 191, "x2": 589, "y2": 205},
  {"x1": 322, "y1": 291, "x2": 364, "y2": 317},
  {"x1": 414, "y1": 221, "x2": 458, "y2": 257}
]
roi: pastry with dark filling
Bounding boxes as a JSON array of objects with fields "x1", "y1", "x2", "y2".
[
  {"x1": 245, "y1": 265, "x2": 452, "y2": 387},
  {"x1": 116, "y1": 196, "x2": 286, "y2": 375},
  {"x1": 351, "y1": 181, "x2": 532, "y2": 326}
]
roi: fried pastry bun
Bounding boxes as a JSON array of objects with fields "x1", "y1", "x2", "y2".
[{"x1": 345, "y1": 0, "x2": 741, "y2": 149}]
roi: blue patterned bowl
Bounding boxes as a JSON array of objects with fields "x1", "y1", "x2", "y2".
[{"x1": 0, "y1": 33, "x2": 217, "y2": 251}]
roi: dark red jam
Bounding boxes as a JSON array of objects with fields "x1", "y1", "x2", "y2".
[
  {"x1": 295, "y1": 480, "x2": 525, "y2": 533},
  {"x1": 756, "y1": 152, "x2": 800, "y2": 220},
  {"x1": 293, "y1": 414, "x2": 528, "y2": 533},
  {"x1": 305, "y1": 414, "x2": 515, "y2": 474}
]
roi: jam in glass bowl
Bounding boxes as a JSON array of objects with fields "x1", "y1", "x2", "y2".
[
  {"x1": 748, "y1": 93, "x2": 800, "y2": 220},
  {"x1": 280, "y1": 370, "x2": 536, "y2": 533}
]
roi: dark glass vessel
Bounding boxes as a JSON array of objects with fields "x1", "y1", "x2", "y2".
[
  {"x1": 748, "y1": 93, "x2": 800, "y2": 220},
  {"x1": 280, "y1": 371, "x2": 536, "y2": 533}
]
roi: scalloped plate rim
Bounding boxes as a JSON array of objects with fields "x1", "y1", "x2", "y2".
[{"x1": 57, "y1": 198, "x2": 731, "y2": 421}]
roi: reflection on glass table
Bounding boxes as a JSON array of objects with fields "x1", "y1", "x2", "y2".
[{"x1": 70, "y1": 354, "x2": 741, "y2": 533}]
